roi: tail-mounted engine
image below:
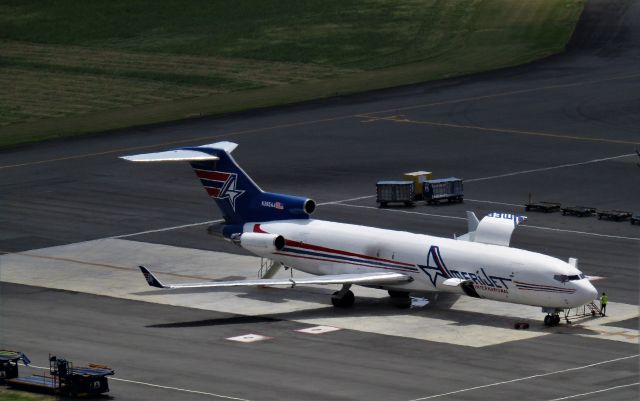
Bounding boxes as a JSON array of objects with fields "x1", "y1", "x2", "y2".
[{"x1": 231, "y1": 232, "x2": 286, "y2": 255}]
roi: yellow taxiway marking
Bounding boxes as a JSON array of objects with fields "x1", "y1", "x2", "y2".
[
  {"x1": 361, "y1": 114, "x2": 640, "y2": 145},
  {"x1": 2, "y1": 72, "x2": 639, "y2": 170}
]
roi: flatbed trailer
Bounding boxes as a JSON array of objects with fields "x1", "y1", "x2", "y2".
[
  {"x1": 597, "y1": 210, "x2": 632, "y2": 221},
  {"x1": 5, "y1": 354, "x2": 114, "y2": 397},
  {"x1": 561, "y1": 206, "x2": 596, "y2": 217},
  {"x1": 524, "y1": 201, "x2": 561, "y2": 213}
]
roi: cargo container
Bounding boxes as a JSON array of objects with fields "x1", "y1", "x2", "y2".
[
  {"x1": 403, "y1": 171, "x2": 432, "y2": 200},
  {"x1": 376, "y1": 181, "x2": 414, "y2": 207},
  {"x1": 423, "y1": 178, "x2": 463, "y2": 204}
]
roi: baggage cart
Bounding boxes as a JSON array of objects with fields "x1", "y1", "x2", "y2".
[
  {"x1": 524, "y1": 201, "x2": 561, "y2": 213},
  {"x1": 376, "y1": 181, "x2": 415, "y2": 207},
  {"x1": 597, "y1": 210, "x2": 632, "y2": 221},
  {"x1": 423, "y1": 178, "x2": 463, "y2": 204},
  {"x1": 561, "y1": 206, "x2": 596, "y2": 217}
]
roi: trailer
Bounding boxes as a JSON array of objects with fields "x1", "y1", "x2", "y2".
[
  {"x1": 631, "y1": 214, "x2": 640, "y2": 225},
  {"x1": 422, "y1": 178, "x2": 463, "y2": 204},
  {"x1": 597, "y1": 210, "x2": 632, "y2": 221},
  {"x1": 524, "y1": 201, "x2": 561, "y2": 213},
  {"x1": 6, "y1": 354, "x2": 114, "y2": 397},
  {"x1": 376, "y1": 181, "x2": 414, "y2": 207},
  {"x1": 561, "y1": 206, "x2": 596, "y2": 217}
]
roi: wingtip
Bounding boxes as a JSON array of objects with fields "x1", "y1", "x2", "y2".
[{"x1": 139, "y1": 265, "x2": 165, "y2": 288}]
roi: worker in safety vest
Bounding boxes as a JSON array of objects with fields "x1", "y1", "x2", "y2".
[{"x1": 600, "y1": 292, "x2": 608, "y2": 316}]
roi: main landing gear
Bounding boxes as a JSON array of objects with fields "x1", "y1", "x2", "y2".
[
  {"x1": 544, "y1": 313, "x2": 561, "y2": 327},
  {"x1": 331, "y1": 284, "x2": 355, "y2": 308},
  {"x1": 388, "y1": 290, "x2": 412, "y2": 309}
]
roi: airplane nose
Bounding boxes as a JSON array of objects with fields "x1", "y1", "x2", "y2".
[{"x1": 578, "y1": 280, "x2": 598, "y2": 305}]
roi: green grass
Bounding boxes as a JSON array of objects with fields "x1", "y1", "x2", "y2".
[
  {"x1": 0, "y1": 0, "x2": 585, "y2": 147},
  {"x1": 0, "y1": 389, "x2": 56, "y2": 401}
]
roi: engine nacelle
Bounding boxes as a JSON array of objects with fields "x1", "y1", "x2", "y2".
[{"x1": 233, "y1": 232, "x2": 286, "y2": 254}]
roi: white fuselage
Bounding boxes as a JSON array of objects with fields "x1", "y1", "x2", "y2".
[{"x1": 244, "y1": 219, "x2": 598, "y2": 309}]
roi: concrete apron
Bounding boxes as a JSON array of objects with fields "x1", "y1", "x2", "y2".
[{"x1": 1, "y1": 238, "x2": 637, "y2": 347}]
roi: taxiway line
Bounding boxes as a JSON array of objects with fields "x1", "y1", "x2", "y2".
[
  {"x1": 332, "y1": 203, "x2": 640, "y2": 242},
  {"x1": 360, "y1": 72, "x2": 640, "y2": 117},
  {"x1": 408, "y1": 354, "x2": 639, "y2": 400},
  {"x1": 25, "y1": 364, "x2": 249, "y2": 401},
  {"x1": 548, "y1": 382, "x2": 639, "y2": 401},
  {"x1": 361, "y1": 115, "x2": 640, "y2": 145},
  {"x1": 2, "y1": 73, "x2": 638, "y2": 170}
]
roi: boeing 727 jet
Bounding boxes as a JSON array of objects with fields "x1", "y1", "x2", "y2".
[{"x1": 122, "y1": 141, "x2": 598, "y2": 326}]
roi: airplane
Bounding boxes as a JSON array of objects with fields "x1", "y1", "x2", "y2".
[{"x1": 122, "y1": 141, "x2": 599, "y2": 327}]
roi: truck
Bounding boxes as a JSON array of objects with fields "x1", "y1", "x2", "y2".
[
  {"x1": 423, "y1": 177, "x2": 464, "y2": 204},
  {"x1": 376, "y1": 181, "x2": 415, "y2": 207}
]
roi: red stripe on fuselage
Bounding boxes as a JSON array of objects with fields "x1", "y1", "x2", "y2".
[
  {"x1": 253, "y1": 224, "x2": 413, "y2": 267},
  {"x1": 196, "y1": 170, "x2": 229, "y2": 181},
  {"x1": 206, "y1": 187, "x2": 220, "y2": 197},
  {"x1": 274, "y1": 252, "x2": 406, "y2": 272}
]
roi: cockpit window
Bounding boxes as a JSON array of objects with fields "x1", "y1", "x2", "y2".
[{"x1": 554, "y1": 274, "x2": 583, "y2": 282}]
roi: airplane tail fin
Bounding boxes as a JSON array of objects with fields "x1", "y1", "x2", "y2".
[{"x1": 121, "y1": 141, "x2": 315, "y2": 229}]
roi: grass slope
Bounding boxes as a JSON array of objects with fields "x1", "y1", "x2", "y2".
[{"x1": 0, "y1": 0, "x2": 585, "y2": 147}]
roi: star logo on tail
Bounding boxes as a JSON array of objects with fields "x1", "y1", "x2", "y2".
[{"x1": 219, "y1": 174, "x2": 245, "y2": 211}]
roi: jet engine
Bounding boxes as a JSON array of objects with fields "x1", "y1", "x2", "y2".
[{"x1": 232, "y1": 232, "x2": 286, "y2": 254}]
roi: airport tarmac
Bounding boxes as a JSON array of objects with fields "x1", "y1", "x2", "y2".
[{"x1": 1, "y1": 0, "x2": 639, "y2": 400}]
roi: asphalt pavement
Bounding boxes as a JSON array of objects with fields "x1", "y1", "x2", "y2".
[{"x1": 1, "y1": 0, "x2": 639, "y2": 400}]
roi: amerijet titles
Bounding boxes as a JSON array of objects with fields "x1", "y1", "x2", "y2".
[{"x1": 418, "y1": 246, "x2": 512, "y2": 293}]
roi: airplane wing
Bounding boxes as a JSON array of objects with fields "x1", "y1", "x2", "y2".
[{"x1": 139, "y1": 266, "x2": 412, "y2": 289}]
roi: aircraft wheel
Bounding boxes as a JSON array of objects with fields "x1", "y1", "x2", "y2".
[
  {"x1": 388, "y1": 290, "x2": 411, "y2": 309},
  {"x1": 331, "y1": 290, "x2": 354, "y2": 308},
  {"x1": 544, "y1": 315, "x2": 551, "y2": 326},
  {"x1": 553, "y1": 315, "x2": 561, "y2": 326}
]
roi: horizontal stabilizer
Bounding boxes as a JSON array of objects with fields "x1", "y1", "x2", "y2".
[
  {"x1": 139, "y1": 266, "x2": 412, "y2": 289},
  {"x1": 121, "y1": 149, "x2": 219, "y2": 162}
]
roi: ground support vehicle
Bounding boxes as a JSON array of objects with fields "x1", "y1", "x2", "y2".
[
  {"x1": 597, "y1": 210, "x2": 632, "y2": 221},
  {"x1": 561, "y1": 206, "x2": 596, "y2": 217},
  {"x1": 423, "y1": 177, "x2": 463, "y2": 204},
  {"x1": 631, "y1": 214, "x2": 640, "y2": 225},
  {"x1": 524, "y1": 201, "x2": 561, "y2": 212},
  {"x1": 6, "y1": 354, "x2": 114, "y2": 397},
  {"x1": 0, "y1": 350, "x2": 29, "y2": 381},
  {"x1": 376, "y1": 181, "x2": 415, "y2": 207}
]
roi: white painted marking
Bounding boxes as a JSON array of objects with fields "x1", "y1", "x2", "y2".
[
  {"x1": 548, "y1": 382, "x2": 639, "y2": 401},
  {"x1": 226, "y1": 334, "x2": 271, "y2": 343},
  {"x1": 464, "y1": 198, "x2": 524, "y2": 208},
  {"x1": 465, "y1": 153, "x2": 635, "y2": 183},
  {"x1": 408, "y1": 354, "x2": 639, "y2": 400},
  {"x1": 110, "y1": 219, "x2": 223, "y2": 239},
  {"x1": 331, "y1": 203, "x2": 466, "y2": 220},
  {"x1": 26, "y1": 364, "x2": 248, "y2": 400},
  {"x1": 297, "y1": 325, "x2": 342, "y2": 334},
  {"x1": 524, "y1": 224, "x2": 640, "y2": 241},
  {"x1": 328, "y1": 203, "x2": 640, "y2": 242}
]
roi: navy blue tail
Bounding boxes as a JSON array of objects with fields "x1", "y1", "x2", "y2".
[{"x1": 184, "y1": 142, "x2": 315, "y2": 225}]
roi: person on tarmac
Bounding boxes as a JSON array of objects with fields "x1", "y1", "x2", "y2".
[{"x1": 600, "y1": 292, "x2": 608, "y2": 316}]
